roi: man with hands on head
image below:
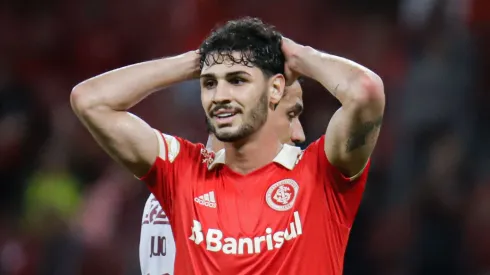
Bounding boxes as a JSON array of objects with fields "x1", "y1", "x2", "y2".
[{"x1": 71, "y1": 17, "x2": 384, "y2": 275}]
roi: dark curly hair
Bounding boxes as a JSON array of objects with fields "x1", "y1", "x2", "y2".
[{"x1": 199, "y1": 17, "x2": 285, "y2": 77}]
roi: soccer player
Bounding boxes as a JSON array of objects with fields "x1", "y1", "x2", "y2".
[
  {"x1": 139, "y1": 81, "x2": 306, "y2": 275},
  {"x1": 71, "y1": 17, "x2": 384, "y2": 275}
]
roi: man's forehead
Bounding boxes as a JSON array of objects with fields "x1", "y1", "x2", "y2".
[
  {"x1": 201, "y1": 62, "x2": 254, "y2": 75},
  {"x1": 201, "y1": 52, "x2": 255, "y2": 73},
  {"x1": 278, "y1": 82, "x2": 303, "y2": 110},
  {"x1": 279, "y1": 94, "x2": 303, "y2": 112},
  {"x1": 284, "y1": 83, "x2": 303, "y2": 101}
]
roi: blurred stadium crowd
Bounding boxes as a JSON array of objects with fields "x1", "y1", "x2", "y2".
[{"x1": 1, "y1": 0, "x2": 490, "y2": 274}]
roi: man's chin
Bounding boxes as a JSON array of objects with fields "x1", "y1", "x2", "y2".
[
  {"x1": 214, "y1": 127, "x2": 248, "y2": 143},
  {"x1": 214, "y1": 131, "x2": 242, "y2": 142}
]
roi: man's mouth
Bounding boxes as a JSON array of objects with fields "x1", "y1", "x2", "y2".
[
  {"x1": 215, "y1": 112, "x2": 235, "y2": 118},
  {"x1": 212, "y1": 108, "x2": 240, "y2": 125}
]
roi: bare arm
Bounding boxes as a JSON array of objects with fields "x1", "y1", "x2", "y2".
[
  {"x1": 70, "y1": 51, "x2": 200, "y2": 177},
  {"x1": 283, "y1": 39, "x2": 385, "y2": 177}
]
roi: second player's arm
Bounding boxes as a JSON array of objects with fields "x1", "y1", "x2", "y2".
[
  {"x1": 70, "y1": 51, "x2": 200, "y2": 177},
  {"x1": 287, "y1": 41, "x2": 385, "y2": 177}
]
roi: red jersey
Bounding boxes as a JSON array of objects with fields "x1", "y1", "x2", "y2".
[{"x1": 141, "y1": 130, "x2": 370, "y2": 275}]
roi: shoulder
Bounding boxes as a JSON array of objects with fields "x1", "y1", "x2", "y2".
[
  {"x1": 305, "y1": 135, "x2": 326, "y2": 152},
  {"x1": 153, "y1": 130, "x2": 208, "y2": 164},
  {"x1": 296, "y1": 135, "x2": 368, "y2": 179},
  {"x1": 295, "y1": 136, "x2": 326, "y2": 165}
]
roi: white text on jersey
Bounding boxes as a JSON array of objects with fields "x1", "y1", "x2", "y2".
[
  {"x1": 194, "y1": 191, "x2": 217, "y2": 208},
  {"x1": 188, "y1": 211, "x2": 302, "y2": 255}
]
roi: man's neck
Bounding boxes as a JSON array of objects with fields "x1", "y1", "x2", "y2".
[{"x1": 224, "y1": 126, "x2": 281, "y2": 175}]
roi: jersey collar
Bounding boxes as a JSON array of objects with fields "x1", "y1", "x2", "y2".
[{"x1": 207, "y1": 144, "x2": 303, "y2": 171}]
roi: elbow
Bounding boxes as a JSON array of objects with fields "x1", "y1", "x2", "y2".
[
  {"x1": 351, "y1": 72, "x2": 385, "y2": 110},
  {"x1": 70, "y1": 82, "x2": 99, "y2": 117}
]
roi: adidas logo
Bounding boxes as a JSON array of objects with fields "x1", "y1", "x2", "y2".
[{"x1": 194, "y1": 191, "x2": 217, "y2": 208}]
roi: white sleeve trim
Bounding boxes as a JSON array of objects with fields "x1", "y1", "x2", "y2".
[
  {"x1": 152, "y1": 130, "x2": 181, "y2": 163},
  {"x1": 348, "y1": 161, "x2": 369, "y2": 182},
  {"x1": 153, "y1": 129, "x2": 166, "y2": 159}
]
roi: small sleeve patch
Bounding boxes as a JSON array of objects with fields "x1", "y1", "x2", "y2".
[{"x1": 162, "y1": 134, "x2": 180, "y2": 163}]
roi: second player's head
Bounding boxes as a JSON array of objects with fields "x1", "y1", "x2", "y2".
[
  {"x1": 199, "y1": 17, "x2": 286, "y2": 143},
  {"x1": 271, "y1": 80, "x2": 305, "y2": 146}
]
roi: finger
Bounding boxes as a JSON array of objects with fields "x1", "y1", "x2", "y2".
[
  {"x1": 281, "y1": 36, "x2": 291, "y2": 49},
  {"x1": 281, "y1": 36, "x2": 292, "y2": 43},
  {"x1": 284, "y1": 69, "x2": 297, "y2": 86}
]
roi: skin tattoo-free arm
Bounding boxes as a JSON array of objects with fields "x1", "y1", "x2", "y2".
[{"x1": 70, "y1": 52, "x2": 201, "y2": 177}]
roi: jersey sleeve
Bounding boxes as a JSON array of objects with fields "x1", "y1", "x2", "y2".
[
  {"x1": 307, "y1": 135, "x2": 371, "y2": 228},
  {"x1": 139, "y1": 129, "x2": 204, "y2": 222}
]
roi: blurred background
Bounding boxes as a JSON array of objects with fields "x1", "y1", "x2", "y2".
[{"x1": 0, "y1": 0, "x2": 489, "y2": 274}]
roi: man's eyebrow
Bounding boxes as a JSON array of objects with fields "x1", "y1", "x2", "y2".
[
  {"x1": 226, "y1": 71, "x2": 251, "y2": 77},
  {"x1": 288, "y1": 103, "x2": 304, "y2": 114},
  {"x1": 200, "y1": 73, "x2": 215, "y2": 79},
  {"x1": 200, "y1": 71, "x2": 251, "y2": 79}
]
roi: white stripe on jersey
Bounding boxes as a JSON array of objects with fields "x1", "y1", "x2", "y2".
[{"x1": 140, "y1": 194, "x2": 175, "y2": 275}]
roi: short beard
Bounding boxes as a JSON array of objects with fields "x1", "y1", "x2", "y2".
[{"x1": 208, "y1": 89, "x2": 269, "y2": 143}]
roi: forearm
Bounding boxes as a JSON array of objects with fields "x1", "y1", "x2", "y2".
[
  {"x1": 293, "y1": 47, "x2": 382, "y2": 105},
  {"x1": 71, "y1": 51, "x2": 200, "y2": 112}
]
